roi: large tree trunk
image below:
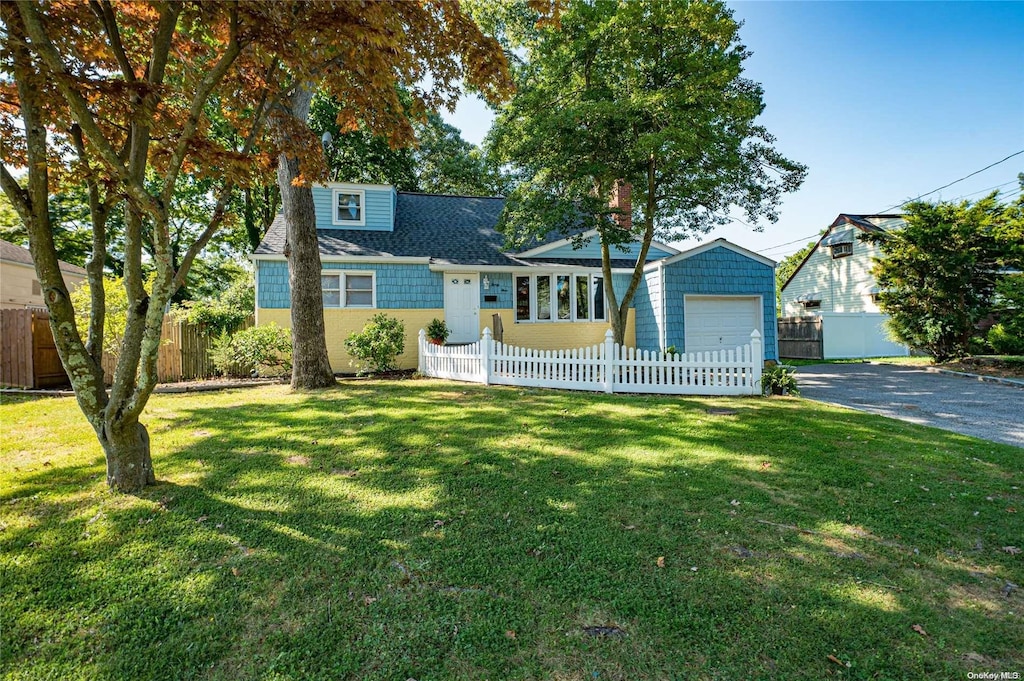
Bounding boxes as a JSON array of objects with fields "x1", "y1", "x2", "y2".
[
  {"x1": 100, "y1": 419, "x2": 155, "y2": 491},
  {"x1": 273, "y1": 86, "x2": 336, "y2": 389}
]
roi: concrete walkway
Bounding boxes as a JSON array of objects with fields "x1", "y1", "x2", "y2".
[{"x1": 794, "y1": 363, "x2": 1024, "y2": 448}]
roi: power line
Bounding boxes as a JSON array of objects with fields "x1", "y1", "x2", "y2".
[
  {"x1": 945, "y1": 178, "x2": 1020, "y2": 202},
  {"x1": 877, "y1": 149, "x2": 1024, "y2": 213},
  {"x1": 763, "y1": 173, "x2": 1021, "y2": 256}
]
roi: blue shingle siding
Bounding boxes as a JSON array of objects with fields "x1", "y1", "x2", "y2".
[
  {"x1": 634, "y1": 268, "x2": 662, "y2": 350},
  {"x1": 257, "y1": 260, "x2": 291, "y2": 308},
  {"x1": 534, "y1": 239, "x2": 673, "y2": 261},
  {"x1": 480, "y1": 272, "x2": 513, "y2": 309},
  {"x1": 257, "y1": 261, "x2": 443, "y2": 309},
  {"x1": 313, "y1": 185, "x2": 396, "y2": 231},
  {"x1": 655, "y1": 246, "x2": 777, "y2": 360}
]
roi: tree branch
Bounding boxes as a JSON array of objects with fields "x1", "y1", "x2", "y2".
[
  {"x1": 15, "y1": 1, "x2": 159, "y2": 217},
  {"x1": 89, "y1": 0, "x2": 137, "y2": 83},
  {"x1": 172, "y1": 60, "x2": 277, "y2": 292},
  {"x1": 159, "y1": 4, "x2": 244, "y2": 205},
  {"x1": 0, "y1": 165, "x2": 31, "y2": 224},
  {"x1": 70, "y1": 124, "x2": 109, "y2": 364}
]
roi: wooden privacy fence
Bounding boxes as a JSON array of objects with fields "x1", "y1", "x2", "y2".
[
  {"x1": 0, "y1": 308, "x2": 69, "y2": 389},
  {"x1": 419, "y1": 328, "x2": 763, "y2": 396},
  {"x1": 101, "y1": 315, "x2": 253, "y2": 384},
  {"x1": 778, "y1": 316, "x2": 823, "y2": 360}
]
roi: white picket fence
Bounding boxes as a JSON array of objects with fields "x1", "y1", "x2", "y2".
[{"x1": 418, "y1": 328, "x2": 763, "y2": 396}]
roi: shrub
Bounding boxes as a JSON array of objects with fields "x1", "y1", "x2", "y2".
[
  {"x1": 344, "y1": 314, "x2": 405, "y2": 374},
  {"x1": 988, "y1": 323, "x2": 1024, "y2": 355},
  {"x1": 172, "y1": 276, "x2": 254, "y2": 335},
  {"x1": 211, "y1": 323, "x2": 292, "y2": 377},
  {"x1": 760, "y1": 364, "x2": 799, "y2": 396},
  {"x1": 69, "y1": 275, "x2": 144, "y2": 366},
  {"x1": 987, "y1": 274, "x2": 1024, "y2": 355},
  {"x1": 425, "y1": 318, "x2": 450, "y2": 345}
]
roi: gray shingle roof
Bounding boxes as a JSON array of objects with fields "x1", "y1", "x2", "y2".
[
  {"x1": 0, "y1": 238, "x2": 87, "y2": 275},
  {"x1": 255, "y1": 192, "x2": 594, "y2": 267}
]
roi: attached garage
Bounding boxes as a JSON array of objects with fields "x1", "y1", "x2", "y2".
[
  {"x1": 684, "y1": 295, "x2": 763, "y2": 355},
  {"x1": 634, "y1": 239, "x2": 778, "y2": 362}
]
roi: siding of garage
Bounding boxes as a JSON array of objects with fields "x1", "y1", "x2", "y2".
[{"x1": 651, "y1": 246, "x2": 777, "y2": 361}]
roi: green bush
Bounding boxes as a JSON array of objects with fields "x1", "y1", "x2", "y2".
[
  {"x1": 987, "y1": 323, "x2": 1024, "y2": 355},
  {"x1": 987, "y1": 274, "x2": 1024, "y2": 355},
  {"x1": 172, "y1": 276, "x2": 254, "y2": 335},
  {"x1": 211, "y1": 323, "x2": 292, "y2": 377},
  {"x1": 760, "y1": 364, "x2": 799, "y2": 396},
  {"x1": 344, "y1": 314, "x2": 405, "y2": 374}
]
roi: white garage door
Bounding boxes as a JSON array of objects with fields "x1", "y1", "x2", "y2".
[{"x1": 684, "y1": 296, "x2": 762, "y2": 354}]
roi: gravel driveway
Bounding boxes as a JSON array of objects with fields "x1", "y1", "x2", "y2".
[{"x1": 793, "y1": 363, "x2": 1024, "y2": 448}]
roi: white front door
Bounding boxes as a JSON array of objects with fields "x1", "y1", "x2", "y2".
[
  {"x1": 444, "y1": 272, "x2": 480, "y2": 342},
  {"x1": 684, "y1": 295, "x2": 762, "y2": 354}
]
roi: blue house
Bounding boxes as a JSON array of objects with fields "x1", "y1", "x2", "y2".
[{"x1": 253, "y1": 182, "x2": 778, "y2": 371}]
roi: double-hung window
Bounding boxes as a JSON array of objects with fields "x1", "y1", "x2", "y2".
[
  {"x1": 515, "y1": 273, "x2": 607, "y2": 322},
  {"x1": 332, "y1": 188, "x2": 365, "y2": 226},
  {"x1": 321, "y1": 271, "x2": 375, "y2": 308}
]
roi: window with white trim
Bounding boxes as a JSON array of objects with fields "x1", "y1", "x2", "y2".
[
  {"x1": 321, "y1": 271, "x2": 375, "y2": 308},
  {"x1": 333, "y1": 189, "x2": 365, "y2": 226},
  {"x1": 830, "y1": 242, "x2": 852, "y2": 258},
  {"x1": 514, "y1": 273, "x2": 607, "y2": 322}
]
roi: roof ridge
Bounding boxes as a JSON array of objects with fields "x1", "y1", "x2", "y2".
[{"x1": 398, "y1": 191, "x2": 505, "y2": 200}]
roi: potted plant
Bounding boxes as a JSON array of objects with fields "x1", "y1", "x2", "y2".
[{"x1": 426, "y1": 318, "x2": 450, "y2": 345}]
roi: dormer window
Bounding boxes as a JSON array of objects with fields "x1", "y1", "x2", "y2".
[
  {"x1": 830, "y1": 242, "x2": 852, "y2": 258},
  {"x1": 333, "y1": 189, "x2": 365, "y2": 226}
]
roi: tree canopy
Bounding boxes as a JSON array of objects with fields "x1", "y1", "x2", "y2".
[
  {"x1": 863, "y1": 185, "x2": 1024, "y2": 362},
  {"x1": 1, "y1": 0, "x2": 512, "y2": 491},
  {"x1": 487, "y1": 0, "x2": 806, "y2": 341}
]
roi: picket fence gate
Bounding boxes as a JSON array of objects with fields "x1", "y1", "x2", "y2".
[{"x1": 419, "y1": 328, "x2": 763, "y2": 396}]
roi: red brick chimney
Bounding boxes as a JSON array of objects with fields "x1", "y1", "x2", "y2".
[{"x1": 610, "y1": 180, "x2": 632, "y2": 230}]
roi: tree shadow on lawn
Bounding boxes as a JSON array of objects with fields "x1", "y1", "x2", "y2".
[{"x1": 2, "y1": 381, "x2": 1021, "y2": 680}]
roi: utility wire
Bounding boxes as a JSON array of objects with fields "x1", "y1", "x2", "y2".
[{"x1": 876, "y1": 149, "x2": 1024, "y2": 213}]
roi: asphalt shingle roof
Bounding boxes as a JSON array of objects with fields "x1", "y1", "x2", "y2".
[
  {"x1": 255, "y1": 192, "x2": 593, "y2": 267},
  {"x1": 0, "y1": 238, "x2": 87, "y2": 275}
]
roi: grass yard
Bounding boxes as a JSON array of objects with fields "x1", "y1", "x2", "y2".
[{"x1": 1, "y1": 380, "x2": 1021, "y2": 680}]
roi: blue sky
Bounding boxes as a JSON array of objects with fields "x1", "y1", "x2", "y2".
[{"x1": 442, "y1": 1, "x2": 1024, "y2": 260}]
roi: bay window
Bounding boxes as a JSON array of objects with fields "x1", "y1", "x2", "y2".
[{"x1": 513, "y1": 272, "x2": 607, "y2": 322}]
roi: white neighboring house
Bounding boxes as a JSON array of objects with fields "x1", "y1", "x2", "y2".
[
  {"x1": 780, "y1": 213, "x2": 910, "y2": 359},
  {"x1": 1, "y1": 238, "x2": 87, "y2": 309}
]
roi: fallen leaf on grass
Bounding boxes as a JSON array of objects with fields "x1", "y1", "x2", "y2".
[
  {"x1": 505, "y1": 630, "x2": 516, "y2": 639},
  {"x1": 911, "y1": 624, "x2": 928, "y2": 637},
  {"x1": 363, "y1": 596, "x2": 377, "y2": 605},
  {"x1": 1003, "y1": 546, "x2": 1021, "y2": 555},
  {"x1": 730, "y1": 499, "x2": 741, "y2": 506},
  {"x1": 196, "y1": 515, "x2": 208, "y2": 523},
  {"x1": 760, "y1": 461, "x2": 772, "y2": 471},
  {"x1": 231, "y1": 567, "x2": 240, "y2": 577},
  {"x1": 656, "y1": 556, "x2": 665, "y2": 568},
  {"x1": 826, "y1": 654, "x2": 849, "y2": 667},
  {"x1": 622, "y1": 524, "x2": 637, "y2": 531}
]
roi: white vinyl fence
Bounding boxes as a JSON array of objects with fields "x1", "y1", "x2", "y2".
[{"x1": 419, "y1": 328, "x2": 763, "y2": 396}]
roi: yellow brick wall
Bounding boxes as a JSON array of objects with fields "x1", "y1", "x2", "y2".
[
  {"x1": 257, "y1": 307, "x2": 636, "y2": 373},
  {"x1": 257, "y1": 308, "x2": 444, "y2": 372},
  {"x1": 482, "y1": 309, "x2": 635, "y2": 350}
]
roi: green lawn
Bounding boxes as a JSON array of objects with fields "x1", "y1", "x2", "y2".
[{"x1": 2, "y1": 380, "x2": 1021, "y2": 680}]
